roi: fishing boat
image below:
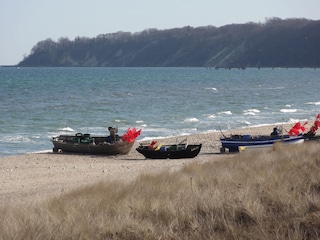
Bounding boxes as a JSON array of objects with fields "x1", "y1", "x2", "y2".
[
  {"x1": 136, "y1": 140, "x2": 202, "y2": 159},
  {"x1": 219, "y1": 124, "x2": 307, "y2": 153},
  {"x1": 220, "y1": 134, "x2": 304, "y2": 153},
  {"x1": 51, "y1": 127, "x2": 141, "y2": 155},
  {"x1": 219, "y1": 118, "x2": 320, "y2": 153}
]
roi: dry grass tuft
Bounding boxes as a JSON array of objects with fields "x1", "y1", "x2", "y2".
[{"x1": 1, "y1": 142, "x2": 320, "y2": 239}]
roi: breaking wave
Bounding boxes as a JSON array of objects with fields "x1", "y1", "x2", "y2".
[
  {"x1": 183, "y1": 118, "x2": 199, "y2": 123},
  {"x1": 57, "y1": 127, "x2": 74, "y2": 132},
  {"x1": 280, "y1": 109, "x2": 297, "y2": 113}
]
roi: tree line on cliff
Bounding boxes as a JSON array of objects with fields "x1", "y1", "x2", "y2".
[{"x1": 18, "y1": 18, "x2": 320, "y2": 68}]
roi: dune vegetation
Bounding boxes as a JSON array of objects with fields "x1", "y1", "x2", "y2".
[{"x1": 1, "y1": 142, "x2": 320, "y2": 239}]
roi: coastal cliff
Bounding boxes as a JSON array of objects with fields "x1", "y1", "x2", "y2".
[{"x1": 18, "y1": 18, "x2": 320, "y2": 68}]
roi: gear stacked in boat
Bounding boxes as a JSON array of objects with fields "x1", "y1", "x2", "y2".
[{"x1": 136, "y1": 139, "x2": 202, "y2": 159}]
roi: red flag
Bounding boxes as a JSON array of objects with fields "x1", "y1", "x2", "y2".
[
  {"x1": 308, "y1": 114, "x2": 320, "y2": 134},
  {"x1": 289, "y1": 128, "x2": 299, "y2": 136},
  {"x1": 300, "y1": 121, "x2": 308, "y2": 133},
  {"x1": 288, "y1": 122, "x2": 306, "y2": 136},
  {"x1": 122, "y1": 128, "x2": 142, "y2": 143}
]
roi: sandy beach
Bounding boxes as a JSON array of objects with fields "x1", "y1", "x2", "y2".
[{"x1": 0, "y1": 124, "x2": 295, "y2": 206}]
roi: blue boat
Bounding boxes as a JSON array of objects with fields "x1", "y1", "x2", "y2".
[{"x1": 220, "y1": 134, "x2": 304, "y2": 153}]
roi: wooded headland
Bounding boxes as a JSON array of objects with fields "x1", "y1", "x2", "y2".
[{"x1": 18, "y1": 18, "x2": 320, "y2": 68}]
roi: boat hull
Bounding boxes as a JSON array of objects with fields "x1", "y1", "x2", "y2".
[
  {"x1": 238, "y1": 139, "x2": 304, "y2": 151},
  {"x1": 52, "y1": 141, "x2": 134, "y2": 155},
  {"x1": 220, "y1": 135, "x2": 304, "y2": 152},
  {"x1": 51, "y1": 134, "x2": 134, "y2": 155},
  {"x1": 136, "y1": 144, "x2": 202, "y2": 159}
]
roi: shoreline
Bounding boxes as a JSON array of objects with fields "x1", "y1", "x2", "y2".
[
  {"x1": 0, "y1": 121, "x2": 297, "y2": 159},
  {"x1": 0, "y1": 124, "x2": 298, "y2": 205}
]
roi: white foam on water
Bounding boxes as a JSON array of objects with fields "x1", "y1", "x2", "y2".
[
  {"x1": 280, "y1": 109, "x2": 297, "y2": 113},
  {"x1": 245, "y1": 109, "x2": 260, "y2": 113},
  {"x1": 33, "y1": 149, "x2": 52, "y2": 154},
  {"x1": 218, "y1": 111, "x2": 232, "y2": 115},
  {"x1": 203, "y1": 129, "x2": 219, "y2": 134},
  {"x1": 208, "y1": 114, "x2": 216, "y2": 119},
  {"x1": 244, "y1": 112, "x2": 255, "y2": 116},
  {"x1": 288, "y1": 118, "x2": 302, "y2": 123},
  {"x1": 263, "y1": 86, "x2": 285, "y2": 90},
  {"x1": 0, "y1": 135, "x2": 34, "y2": 143},
  {"x1": 115, "y1": 119, "x2": 127, "y2": 123},
  {"x1": 183, "y1": 118, "x2": 199, "y2": 123},
  {"x1": 305, "y1": 101, "x2": 320, "y2": 105},
  {"x1": 58, "y1": 127, "x2": 74, "y2": 132},
  {"x1": 205, "y1": 87, "x2": 218, "y2": 91}
]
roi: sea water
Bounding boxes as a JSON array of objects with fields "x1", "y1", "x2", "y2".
[{"x1": 0, "y1": 67, "x2": 319, "y2": 157}]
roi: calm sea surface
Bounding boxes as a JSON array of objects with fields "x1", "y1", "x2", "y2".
[{"x1": 0, "y1": 67, "x2": 319, "y2": 157}]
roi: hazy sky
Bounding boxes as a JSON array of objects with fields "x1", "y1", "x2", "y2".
[{"x1": 1, "y1": 0, "x2": 319, "y2": 65}]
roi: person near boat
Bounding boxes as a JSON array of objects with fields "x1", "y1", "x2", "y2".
[
  {"x1": 270, "y1": 127, "x2": 280, "y2": 137},
  {"x1": 106, "y1": 127, "x2": 119, "y2": 143}
]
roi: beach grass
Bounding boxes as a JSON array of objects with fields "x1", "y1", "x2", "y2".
[{"x1": 1, "y1": 141, "x2": 320, "y2": 239}]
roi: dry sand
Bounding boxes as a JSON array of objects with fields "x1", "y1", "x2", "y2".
[{"x1": 0, "y1": 124, "x2": 293, "y2": 206}]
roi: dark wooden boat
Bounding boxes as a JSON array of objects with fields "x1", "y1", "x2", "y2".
[
  {"x1": 303, "y1": 132, "x2": 320, "y2": 141},
  {"x1": 136, "y1": 141, "x2": 202, "y2": 159},
  {"x1": 51, "y1": 127, "x2": 140, "y2": 155}
]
